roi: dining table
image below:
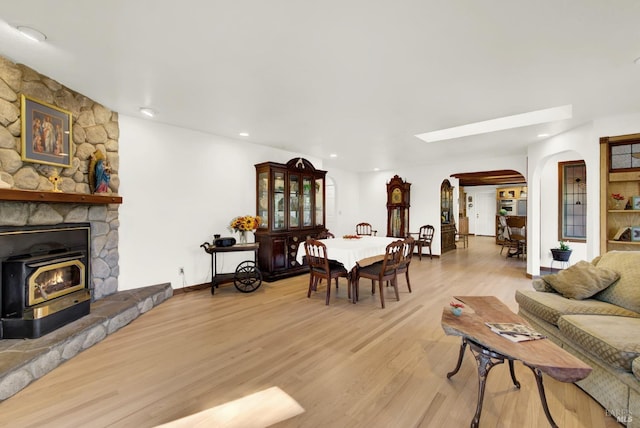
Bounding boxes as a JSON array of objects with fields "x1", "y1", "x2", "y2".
[{"x1": 295, "y1": 235, "x2": 399, "y2": 303}]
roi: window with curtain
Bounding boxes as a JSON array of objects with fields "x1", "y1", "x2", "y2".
[{"x1": 559, "y1": 160, "x2": 587, "y2": 241}]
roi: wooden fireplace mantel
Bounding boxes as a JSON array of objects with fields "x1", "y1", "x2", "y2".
[{"x1": 0, "y1": 188, "x2": 122, "y2": 205}]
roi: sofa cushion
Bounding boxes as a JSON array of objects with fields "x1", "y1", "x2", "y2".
[
  {"x1": 542, "y1": 261, "x2": 619, "y2": 300},
  {"x1": 593, "y1": 251, "x2": 640, "y2": 313},
  {"x1": 515, "y1": 290, "x2": 640, "y2": 326},
  {"x1": 558, "y1": 315, "x2": 640, "y2": 372}
]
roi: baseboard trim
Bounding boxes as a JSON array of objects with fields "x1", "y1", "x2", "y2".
[
  {"x1": 540, "y1": 266, "x2": 564, "y2": 273},
  {"x1": 173, "y1": 282, "x2": 210, "y2": 295}
]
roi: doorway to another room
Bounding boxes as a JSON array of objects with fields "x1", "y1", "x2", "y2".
[
  {"x1": 469, "y1": 192, "x2": 498, "y2": 236},
  {"x1": 451, "y1": 170, "x2": 527, "y2": 256}
]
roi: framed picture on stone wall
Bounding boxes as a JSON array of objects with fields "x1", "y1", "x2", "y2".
[{"x1": 20, "y1": 94, "x2": 72, "y2": 167}]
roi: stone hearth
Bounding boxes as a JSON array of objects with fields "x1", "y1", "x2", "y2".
[{"x1": 0, "y1": 283, "x2": 172, "y2": 401}]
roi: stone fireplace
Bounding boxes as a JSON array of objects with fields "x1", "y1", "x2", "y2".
[
  {"x1": 0, "y1": 55, "x2": 121, "y2": 306},
  {"x1": 0, "y1": 51, "x2": 171, "y2": 403},
  {"x1": 0, "y1": 224, "x2": 91, "y2": 338}
]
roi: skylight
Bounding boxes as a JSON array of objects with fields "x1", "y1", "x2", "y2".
[{"x1": 415, "y1": 105, "x2": 573, "y2": 143}]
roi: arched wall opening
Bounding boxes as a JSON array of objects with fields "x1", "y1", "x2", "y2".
[{"x1": 527, "y1": 122, "x2": 600, "y2": 277}]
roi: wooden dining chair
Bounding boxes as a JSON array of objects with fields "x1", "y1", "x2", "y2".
[
  {"x1": 505, "y1": 216, "x2": 526, "y2": 258},
  {"x1": 355, "y1": 222, "x2": 377, "y2": 236},
  {"x1": 413, "y1": 225, "x2": 434, "y2": 260},
  {"x1": 498, "y1": 215, "x2": 511, "y2": 255},
  {"x1": 454, "y1": 224, "x2": 470, "y2": 249},
  {"x1": 355, "y1": 239, "x2": 403, "y2": 308},
  {"x1": 303, "y1": 238, "x2": 349, "y2": 305},
  {"x1": 396, "y1": 237, "x2": 415, "y2": 292}
]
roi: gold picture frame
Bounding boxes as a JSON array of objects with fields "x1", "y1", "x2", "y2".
[{"x1": 20, "y1": 94, "x2": 72, "y2": 167}]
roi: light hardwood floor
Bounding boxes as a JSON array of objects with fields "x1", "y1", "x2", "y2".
[{"x1": 0, "y1": 237, "x2": 621, "y2": 428}]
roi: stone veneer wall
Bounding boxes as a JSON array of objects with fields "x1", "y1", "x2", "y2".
[{"x1": 0, "y1": 55, "x2": 119, "y2": 300}]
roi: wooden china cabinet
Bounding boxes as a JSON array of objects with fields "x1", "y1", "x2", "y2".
[
  {"x1": 386, "y1": 175, "x2": 411, "y2": 237},
  {"x1": 255, "y1": 158, "x2": 327, "y2": 281}
]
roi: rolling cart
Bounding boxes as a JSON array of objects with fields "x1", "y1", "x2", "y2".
[{"x1": 200, "y1": 242, "x2": 262, "y2": 294}]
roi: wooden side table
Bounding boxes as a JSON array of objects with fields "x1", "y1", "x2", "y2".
[{"x1": 200, "y1": 242, "x2": 262, "y2": 294}]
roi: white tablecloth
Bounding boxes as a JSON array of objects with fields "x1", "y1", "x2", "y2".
[{"x1": 295, "y1": 236, "x2": 399, "y2": 272}]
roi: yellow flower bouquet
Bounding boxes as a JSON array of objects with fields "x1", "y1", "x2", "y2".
[
  {"x1": 229, "y1": 215, "x2": 262, "y2": 232},
  {"x1": 229, "y1": 215, "x2": 262, "y2": 243}
]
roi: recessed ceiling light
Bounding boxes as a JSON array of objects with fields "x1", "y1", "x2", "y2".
[
  {"x1": 16, "y1": 26, "x2": 47, "y2": 42},
  {"x1": 537, "y1": 133, "x2": 550, "y2": 138},
  {"x1": 415, "y1": 105, "x2": 573, "y2": 143},
  {"x1": 239, "y1": 132, "x2": 249, "y2": 137},
  {"x1": 329, "y1": 153, "x2": 337, "y2": 158},
  {"x1": 139, "y1": 107, "x2": 156, "y2": 118},
  {"x1": 373, "y1": 168, "x2": 380, "y2": 171}
]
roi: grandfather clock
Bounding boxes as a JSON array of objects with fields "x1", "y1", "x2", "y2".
[{"x1": 386, "y1": 175, "x2": 411, "y2": 237}]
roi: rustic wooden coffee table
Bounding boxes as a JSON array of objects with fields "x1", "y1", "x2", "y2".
[{"x1": 441, "y1": 296, "x2": 592, "y2": 428}]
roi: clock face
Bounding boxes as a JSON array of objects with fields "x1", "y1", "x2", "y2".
[{"x1": 391, "y1": 188, "x2": 402, "y2": 204}]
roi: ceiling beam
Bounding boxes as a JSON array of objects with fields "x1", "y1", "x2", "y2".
[{"x1": 450, "y1": 170, "x2": 526, "y2": 187}]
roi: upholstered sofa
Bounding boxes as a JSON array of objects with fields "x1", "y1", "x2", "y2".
[{"x1": 515, "y1": 251, "x2": 640, "y2": 427}]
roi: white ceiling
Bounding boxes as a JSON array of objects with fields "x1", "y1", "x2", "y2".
[{"x1": 1, "y1": 1, "x2": 639, "y2": 172}]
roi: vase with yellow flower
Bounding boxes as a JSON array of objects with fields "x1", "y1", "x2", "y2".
[{"x1": 229, "y1": 215, "x2": 262, "y2": 244}]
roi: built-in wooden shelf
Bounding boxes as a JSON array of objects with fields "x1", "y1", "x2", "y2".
[{"x1": 0, "y1": 188, "x2": 122, "y2": 205}]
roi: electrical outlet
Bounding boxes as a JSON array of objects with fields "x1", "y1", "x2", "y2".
[{"x1": 178, "y1": 267, "x2": 184, "y2": 275}]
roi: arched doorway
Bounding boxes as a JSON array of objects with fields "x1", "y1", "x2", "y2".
[
  {"x1": 440, "y1": 179, "x2": 456, "y2": 253},
  {"x1": 451, "y1": 169, "x2": 527, "y2": 240}
]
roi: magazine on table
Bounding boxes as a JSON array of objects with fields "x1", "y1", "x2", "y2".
[{"x1": 485, "y1": 322, "x2": 546, "y2": 342}]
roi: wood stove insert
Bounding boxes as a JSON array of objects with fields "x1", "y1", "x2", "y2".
[{"x1": 0, "y1": 223, "x2": 91, "y2": 339}]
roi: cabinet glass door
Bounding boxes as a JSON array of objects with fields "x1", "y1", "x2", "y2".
[
  {"x1": 302, "y1": 177, "x2": 312, "y2": 227},
  {"x1": 315, "y1": 178, "x2": 324, "y2": 226},
  {"x1": 257, "y1": 172, "x2": 268, "y2": 228},
  {"x1": 273, "y1": 171, "x2": 286, "y2": 230},
  {"x1": 289, "y1": 175, "x2": 299, "y2": 228}
]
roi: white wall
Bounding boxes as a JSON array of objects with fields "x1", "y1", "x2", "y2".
[
  {"x1": 594, "y1": 112, "x2": 640, "y2": 143},
  {"x1": 325, "y1": 168, "x2": 361, "y2": 237},
  {"x1": 117, "y1": 116, "x2": 327, "y2": 290}
]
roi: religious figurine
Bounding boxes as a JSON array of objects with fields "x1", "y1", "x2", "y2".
[{"x1": 89, "y1": 150, "x2": 111, "y2": 194}]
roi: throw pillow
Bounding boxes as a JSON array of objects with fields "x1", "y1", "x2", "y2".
[
  {"x1": 593, "y1": 251, "x2": 640, "y2": 314},
  {"x1": 542, "y1": 260, "x2": 620, "y2": 300}
]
